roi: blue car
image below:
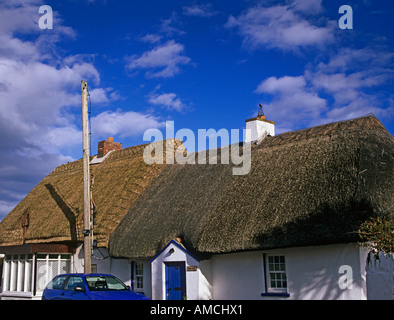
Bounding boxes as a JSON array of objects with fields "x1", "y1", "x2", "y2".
[{"x1": 42, "y1": 273, "x2": 150, "y2": 300}]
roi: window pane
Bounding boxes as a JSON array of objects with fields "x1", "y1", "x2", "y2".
[
  {"x1": 60, "y1": 260, "x2": 70, "y2": 274},
  {"x1": 134, "y1": 262, "x2": 144, "y2": 290},
  {"x1": 3, "y1": 256, "x2": 34, "y2": 293},
  {"x1": 65, "y1": 276, "x2": 84, "y2": 291},
  {"x1": 18, "y1": 261, "x2": 25, "y2": 292},
  {"x1": 36, "y1": 260, "x2": 48, "y2": 292},
  {"x1": 25, "y1": 260, "x2": 32, "y2": 292},
  {"x1": 11, "y1": 261, "x2": 17, "y2": 291},
  {"x1": 36, "y1": 254, "x2": 71, "y2": 292},
  {"x1": 47, "y1": 275, "x2": 68, "y2": 290},
  {"x1": 136, "y1": 277, "x2": 143, "y2": 289},
  {"x1": 106, "y1": 277, "x2": 126, "y2": 290},
  {"x1": 267, "y1": 255, "x2": 287, "y2": 291},
  {"x1": 91, "y1": 264, "x2": 97, "y2": 273},
  {"x1": 135, "y1": 262, "x2": 143, "y2": 275},
  {"x1": 49, "y1": 260, "x2": 59, "y2": 282},
  {"x1": 4, "y1": 261, "x2": 10, "y2": 291},
  {"x1": 85, "y1": 276, "x2": 127, "y2": 291},
  {"x1": 270, "y1": 273, "x2": 276, "y2": 280}
]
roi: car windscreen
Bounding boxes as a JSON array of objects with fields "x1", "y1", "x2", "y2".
[{"x1": 85, "y1": 276, "x2": 128, "y2": 291}]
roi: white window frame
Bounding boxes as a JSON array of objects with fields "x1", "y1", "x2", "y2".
[
  {"x1": 35, "y1": 254, "x2": 71, "y2": 293},
  {"x1": 266, "y1": 255, "x2": 287, "y2": 292},
  {"x1": 2, "y1": 254, "x2": 34, "y2": 294},
  {"x1": 262, "y1": 254, "x2": 289, "y2": 297},
  {"x1": 133, "y1": 261, "x2": 144, "y2": 292},
  {"x1": 2, "y1": 253, "x2": 71, "y2": 297}
]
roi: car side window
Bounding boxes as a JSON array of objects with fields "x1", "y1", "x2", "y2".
[
  {"x1": 47, "y1": 275, "x2": 68, "y2": 290},
  {"x1": 65, "y1": 276, "x2": 85, "y2": 291}
]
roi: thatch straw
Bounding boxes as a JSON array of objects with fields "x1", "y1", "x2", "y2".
[
  {"x1": 109, "y1": 115, "x2": 394, "y2": 259},
  {"x1": 0, "y1": 140, "x2": 182, "y2": 248}
]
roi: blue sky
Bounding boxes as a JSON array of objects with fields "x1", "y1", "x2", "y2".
[{"x1": 0, "y1": 0, "x2": 393, "y2": 221}]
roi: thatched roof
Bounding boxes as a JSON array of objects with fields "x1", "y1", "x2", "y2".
[
  {"x1": 109, "y1": 115, "x2": 394, "y2": 259},
  {"x1": 0, "y1": 140, "x2": 181, "y2": 248}
]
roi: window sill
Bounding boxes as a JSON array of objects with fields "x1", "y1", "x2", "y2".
[
  {"x1": 0, "y1": 291, "x2": 34, "y2": 298},
  {"x1": 261, "y1": 292, "x2": 290, "y2": 298}
]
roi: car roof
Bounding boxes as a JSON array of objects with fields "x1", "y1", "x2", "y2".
[{"x1": 55, "y1": 273, "x2": 116, "y2": 277}]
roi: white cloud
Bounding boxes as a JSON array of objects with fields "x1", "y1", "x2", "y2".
[
  {"x1": 88, "y1": 87, "x2": 122, "y2": 105},
  {"x1": 0, "y1": 34, "x2": 40, "y2": 60},
  {"x1": 0, "y1": 0, "x2": 41, "y2": 35},
  {"x1": 91, "y1": 110, "x2": 165, "y2": 138},
  {"x1": 159, "y1": 13, "x2": 186, "y2": 37},
  {"x1": 316, "y1": 47, "x2": 394, "y2": 75},
  {"x1": 309, "y1": 47, "x2": 394, "y2": 123},
  {"x1": 45, "y1": 126, "x2": 82, "y2": 149},
  {"x1": 126, "y1": 40, "x2": 191, "y2": 78},
  {"x1": 148, "y1": 92, "x2": 186, "y2": 112},
  {"x1": 291, "y1": 0, "x2": 323, "y2": 15},
  {"x1": 255, "y1": 75, "x2": 327, "y2": 132},
  {"x1": 0, "y1": 0, "x2": 115, "y2": 220},
  {"x1": 311, "y1": 72, "x2": 388, "y2": 105},
  {"x1": 225, "y1": 1, "x2": 335, "y2": 52},
  {"x1": 182, "y1": 4, "x2": 217, "y2": 17},
  {"x1": 255, "y1": 75, "x2": 306, "y2": 94},
  {"x1": 0, "y1": 58, "x2": 100, "y2": 128},
  {"x1": 255, "y1": 44, "x2": 394, "y2": 131},
  {"x1": 139, "y1": 33, "x2": 162, "y2": 44}
]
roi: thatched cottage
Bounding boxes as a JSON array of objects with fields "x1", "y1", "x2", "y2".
[
  {"x1": 0, "y1": 114, "x2": 393, "y2": 300},
  {"x1": 0, "y1": 137, "x2": 180, "y2": 299}
]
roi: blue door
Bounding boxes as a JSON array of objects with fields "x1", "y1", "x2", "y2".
[{"x1": 165, "y1": 262, "x2": 186, "y2": 300}]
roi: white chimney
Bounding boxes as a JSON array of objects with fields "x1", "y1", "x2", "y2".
[{"x1": 245, "y1": 105, "x2": 275, "y2": 143}]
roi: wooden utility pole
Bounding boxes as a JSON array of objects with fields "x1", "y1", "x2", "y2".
[{"x1": 81, "y1": 80, "x2": 92, "y2": 273}]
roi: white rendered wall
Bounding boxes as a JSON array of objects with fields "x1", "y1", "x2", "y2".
[
  {"x1": 210, "y1": 244, "x2": 369, "y2": 300},
  {"x1": 198, "y1": 260, "x2": 212, "y2": 300}
]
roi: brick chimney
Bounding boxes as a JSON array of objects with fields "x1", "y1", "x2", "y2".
[{"x1": 97, "y1": 137, "x2": 122, "y2": 158}]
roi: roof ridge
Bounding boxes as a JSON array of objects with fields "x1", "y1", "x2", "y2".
[
  {"x1": 51, "y1": 158, "x2": 83, "y2": 175},
  {"x1": 280, "y1": 114, "x2": 380, "y2": 136},
  {"x1": 257, "y1": 114, "x2": 388, "y2": 149},
  {"x1": 50, "y1": 138, "x2": 184, "y2": 175}
]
